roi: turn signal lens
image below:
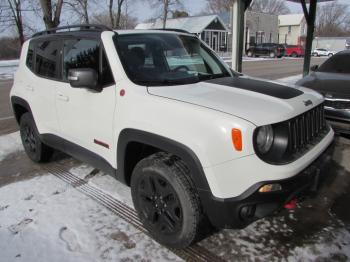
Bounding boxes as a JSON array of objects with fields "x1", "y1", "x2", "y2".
[
  {"x1": 259, "y1": 183, "x2": 282, "y2": 193},
  {"x1": 231, "y1": 128, "x2": 242, "y2": 151}
]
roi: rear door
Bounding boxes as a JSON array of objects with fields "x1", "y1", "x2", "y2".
[
  {"x1": 27, "y1": 39, "x2": 62, "y2": 135},
  {"x1": 55, "y1": 37, "x2": 116, "y2": 163}
]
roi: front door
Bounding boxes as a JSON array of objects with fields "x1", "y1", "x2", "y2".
[
  {"x1": 55, "y1": 37, "x2": 116, "y2": 164},
  {"x1": 212, "y1": 34, "x2": 218, "y2": 52}
]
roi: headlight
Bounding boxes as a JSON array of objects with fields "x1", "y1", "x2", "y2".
[{"x1": 256, "y1": 125, "x2": 274, "y2": 154}]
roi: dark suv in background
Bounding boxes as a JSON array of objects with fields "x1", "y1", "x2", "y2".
[
  {"x1": 296, "y1": 50, "x2": 350, "y2": 134},
  {"x1": 246, "y1": 43, "x2": 285, "y2": 58}
]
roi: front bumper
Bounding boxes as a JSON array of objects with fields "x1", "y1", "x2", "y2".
[
  {"x1": 325, "y1": 107, "x2": 350, "y2": 134},
  {"x1": 203, "y1": 142, "x2": 334, "y2": 229}
]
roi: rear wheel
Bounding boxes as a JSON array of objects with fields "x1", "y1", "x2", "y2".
[
  {"x1": 291, "y1": 52, "x2": 298, "y2": 58},
  {"x1": 19, "y1": 113, "x2": 53, "y2": 162},
  {"x1": 269, "y1": 51, "x2": 276, "y2": 58},
  {"x1": 247, "y1": 51, "x2": 253, "y2": 57},
  {"x1": 131, "y1": 152, "x2": 202, "y2": 249},
  {"x1": 328, "y1": 53, "x2": 333, "y2": 57}
]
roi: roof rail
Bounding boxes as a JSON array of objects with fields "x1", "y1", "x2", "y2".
[
  {"x1": 32, "y1": 24, "x2": 113, "y2": 38},
  {"x1": 154, "y1": 28, "x2": 191, "y2": 34}
]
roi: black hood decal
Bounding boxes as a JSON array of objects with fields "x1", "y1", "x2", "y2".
[{"x1": 205, "y1": 77, "x2": 303, "y2": 99}]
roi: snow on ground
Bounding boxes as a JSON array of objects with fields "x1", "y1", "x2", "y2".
[
  {"x1": 0, "y1": 59, "x2": 19, "y2": 80},
  {"x1": 277, "y1": 74, "x2": 302, "y2": 85},
  {"x1": 0, "y1": 174, "x2": 181, "y2": 262},
  {"x1": 0, "y1": 131, "x2": 22, "y2": 161}
]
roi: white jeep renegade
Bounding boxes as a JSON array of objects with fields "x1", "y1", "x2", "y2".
[{"x1": 11, "y1": 25, "x2": 334, "y2": 248}]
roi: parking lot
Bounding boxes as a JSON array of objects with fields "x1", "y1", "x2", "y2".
[{"x1": 0, "y1": 58, "x2": 349, "y2": 261}]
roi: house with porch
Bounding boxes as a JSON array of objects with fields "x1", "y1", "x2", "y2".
[{"x1": 135, "y1": 15, "x2": 230, "y2": 53}]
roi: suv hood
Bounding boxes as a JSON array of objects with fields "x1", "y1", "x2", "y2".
[{"x1": 147, "y1": 76, "x2": 324, "y2": 126}]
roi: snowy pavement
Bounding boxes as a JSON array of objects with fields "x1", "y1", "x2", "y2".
[
  {"x1": 1, "y1": 131, "x2": 350, "y2": 261},
  {"x1": 0, "y1": 60, "x2": 19, "y2": 80}
]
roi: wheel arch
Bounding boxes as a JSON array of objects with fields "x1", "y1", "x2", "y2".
[
  {"x1": 11, "y1": 96, "x2": 32, "y2": 124},
  {"x1": 116, "y1": 128, "x2": 211, "y2": 193}
]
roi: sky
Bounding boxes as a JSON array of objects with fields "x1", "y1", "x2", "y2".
[{"x1": 1, "y1": 0, "x2": 349, "y2": 37}]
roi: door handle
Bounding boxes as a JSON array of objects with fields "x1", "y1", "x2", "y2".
[
  {"x1": 25, "y1": 86, "x2": 34, "y2": 91},
  {"x1": 57, "y1": 93, "x2": 69, "y2": 102}
]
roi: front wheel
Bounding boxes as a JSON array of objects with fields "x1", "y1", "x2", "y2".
[
  {"x1": 19, "y1": 113, "x2": 53, "y2": 162},
  {"x1": 131, "y1": 152, "x2": 202, "y2": 249},
  {"x1": 269, "y1": 52, "x2": 276, "y2": 58}
]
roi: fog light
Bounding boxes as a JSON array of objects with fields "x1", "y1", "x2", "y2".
[{"x1": 259, "y1": 183, "x2": 282, "y2": 193}]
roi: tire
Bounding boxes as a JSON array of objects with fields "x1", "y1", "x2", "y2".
[
  {"x1": 269, "y1": 52, "x2": 276, "y2": 58},
  {"x1": 328, "y1": 53, "x2": 333, "y2": 57},
  {"x1": 131, "y1": 152, "x2": 202, "y2": 249},
  {"x1": 19, "y1": 112, "x2": 53, "y2": 162},
  {"x1": 291, "y1": 52, "x2": 298, "y2": 58},
  {"x1": 247, "y1": 51, "x2": 253, "y2": 57}
]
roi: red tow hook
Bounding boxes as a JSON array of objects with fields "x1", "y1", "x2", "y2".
[{"x1": 284, "y1": 199, "x2": 297, "y2": 210}]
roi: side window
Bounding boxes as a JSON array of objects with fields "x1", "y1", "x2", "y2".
[
  {"x1": 63, "y1": 39, "x2": 99, "y2": 80},
  {"x1": 35, "y1": 40, "x2": 61, "y2": 79},
  {"x1": 63, "y1": 39, "x2": 114, "y2": 86},
  {"x1": 26, "y1": 41, "x2": 34, "y2": 71}
]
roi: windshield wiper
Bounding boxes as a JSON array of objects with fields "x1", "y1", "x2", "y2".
[{"x1": 196, "y1": 73, "x2": 228, "y2": 81}]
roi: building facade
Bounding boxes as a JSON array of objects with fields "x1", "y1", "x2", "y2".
[{"x1": 278, "y1": 14, "x2": 307, "y2": 46}]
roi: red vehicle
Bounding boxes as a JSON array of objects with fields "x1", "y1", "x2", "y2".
[{"x1": 284, "y1": 45, "x2": 305, "y2": 57}]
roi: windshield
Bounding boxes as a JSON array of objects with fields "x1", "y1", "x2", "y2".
[{"x1": 114, "y1": 33, "x2": 232, "y2": 86}]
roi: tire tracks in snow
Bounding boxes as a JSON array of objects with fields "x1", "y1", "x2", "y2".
[{"x1": 45, "y1": 163, "x2": 225, "y2": 262}]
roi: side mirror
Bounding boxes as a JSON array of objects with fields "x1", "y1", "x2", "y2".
[
  {"x1": 68, "y1": 68, "x2": 101, "y2": 92},
  {"x1": 310, "y1": 65, "x2": 319, "y2": 72}
]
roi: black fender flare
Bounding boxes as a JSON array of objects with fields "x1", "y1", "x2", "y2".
[
  {"x1": 10, "y1": 96, "x2": 33, "y2": 123},
  {"x1": 116, "y1": 129, "x2": 221, "y2": 215},
  {"x1": 117, "y1": 128, "x2": 211, "y2": 191}
]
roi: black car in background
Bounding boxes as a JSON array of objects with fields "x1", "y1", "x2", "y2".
[
  {"x1": 296, "y1": 50, "x2": 350, "y2": 134},
  {"x1": 246, "y1": 43, "x2": 285, "y2": 58}
]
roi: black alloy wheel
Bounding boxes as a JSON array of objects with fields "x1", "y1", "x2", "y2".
[
  {"x1": 137, "y1": 172, "x2": 183, "y2": 235},
  {"x1": 19, "y1": 113, "x2": 53, "y2": 162},
  {"x1": 131, "y1": 152, "x2": 202, "y2": 248}
]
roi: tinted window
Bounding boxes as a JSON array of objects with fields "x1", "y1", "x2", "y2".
[
  {"x1": 26, "y1": 41, "x2": 34, "y2": 71},
  {"x1": 64, "y1": 39, "x2": 114, "y2": 86},
  {"x1": 35, "y1": 40, "x2": 61, "y2": 79},
  {"x1": 101, "y1": 50, "x2": 114, "y2": 86},
  {"x1": 63, "y1": 39, "x2": 99, "y2": 80},
  {"x1": 318, "y1": 53, "x2": 350, "y2": 73}
]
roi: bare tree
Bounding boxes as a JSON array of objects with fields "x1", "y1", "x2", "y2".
[
  {"x1": 39, "y1": 0, "x2": 64, "y2": 29},
  {"x1": 315, "y1": 1, "x2": 350, "y2": 37},
  {"x1": 205, "y1": 0, "x2": 230, "y2": 14},
  {"x1": 172, "y1": 10, "x2": 188, "y2": 18},
  {"x1": 0, "y1": 0, "x2": 25, "y2": 44},
  {"x1": 109, "y1": 0, "x2": 126, "y2": 29},
  {"x1": 205, "y1": 0, "x2": 289, "y2": 15},
  {"x1": 65, "y1": 0, "x2": 90, "y2": 24},
  {"x1": 250, "y1": 0, "x2": 289, "y2": 15},
  {"x1": 148, "y1": 0, "x2": 182, "y2": 28},
  {"x1": 92, "y1": 10, "x2": 137, "y2": 29}
]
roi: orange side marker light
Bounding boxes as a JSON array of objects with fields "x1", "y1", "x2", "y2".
[{"x1": 231, "y1": 128, "x2": 242, "y2": 151}]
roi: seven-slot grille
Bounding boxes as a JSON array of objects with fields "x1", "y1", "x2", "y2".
[
  {"x1": 324, "y1": 99, "x2": 350, "y2": 110},
  {"x1": 287, "y1": 103, "x2": 327, "y2": 153}
]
